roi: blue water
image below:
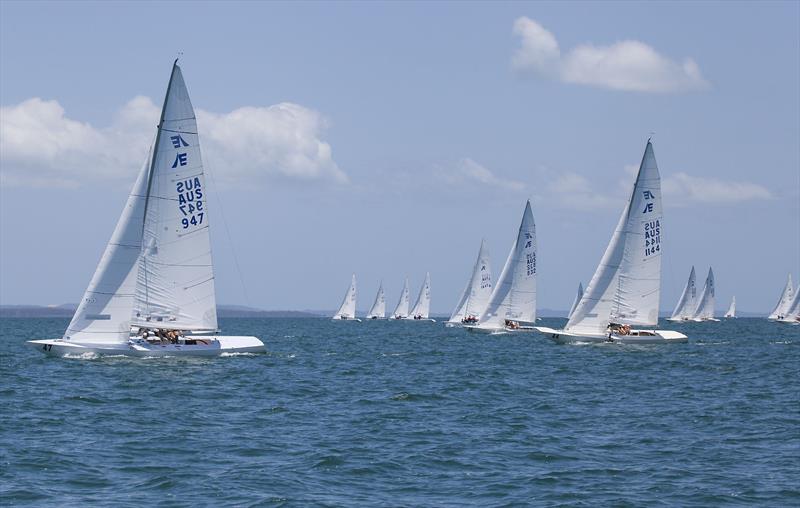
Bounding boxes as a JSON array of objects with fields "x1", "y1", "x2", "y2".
[{"x1": 1, "y1": 317, "x2": 798, "y2": 506}]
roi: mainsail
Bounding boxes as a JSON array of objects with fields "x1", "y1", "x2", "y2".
[
  {"x1": 670, "y1": 266, "x2": 698, "y2": 320},
  {"x1": 566, "y1": 141, "x2": 662, "y2": 335},
  {"x1": 768, "y1": 274, "x2": 794, "y2": 319},
  {"x1": 724, "y1": 296, "x2": 736, "y2": 318},
  {"x1": 478, "y1": 200, "x2": 537, "y2": 328},
  {"x1": 391, "y1": 278, "x2": 410, "y2": 318},
  {"x1": 366, "y1": 281, "x2": 386, "y2": 319},
  {"x1": 448, "y1": 240, "x2": 493, "y2": 323},
  {"x1": 131, "y1": 62, "x2": 217, "y2": 331},
  {"x1": 333, "y1": 274, "x2": 357, "y2": 319},
  {"x1": 781, "y1": 288, "x2": 800, "y2": 321},
  {"x1": 693, "y1": 267, "x2": 716, "y2": 320},
  {"x1": 409, "y1": 272, "x2": 431, "y2": 319},
  {"x1": 567, "y1": 282, "x2": 584, "y2": 320}
]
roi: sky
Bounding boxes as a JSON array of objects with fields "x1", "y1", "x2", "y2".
[{"x1": 1, "y1": 1, "x2": 798, "y2": 314}]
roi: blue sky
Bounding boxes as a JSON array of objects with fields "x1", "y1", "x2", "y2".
[{"x1": 1, "y1": 1, "x2": 798, "y2": 313}]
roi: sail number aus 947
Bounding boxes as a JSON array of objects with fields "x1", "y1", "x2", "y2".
[{"x1": 176, "y1": 177, "x2": 204, "y2": 229}]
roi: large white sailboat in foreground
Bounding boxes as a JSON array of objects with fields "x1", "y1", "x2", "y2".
[
  {"x1": 668, "y1": 266, "x2": 698, "y2": 322},
  {"x1": 724, "y1": 296, "x2": 736, "y2": 318},
  {"x1": 692, "y1": 267, "x2": 719, "y2": 321},
  {"x1": 468, "y1": 200, "x2": 537, "y2": 334},
  {"x1": 332, "y1": 273, "x2": 361, "y2": 321},
  {"x1": 768, "y1": 274, "x2": 794, "y2": 320},
  {"x1": 534, "y1": 140, "x2": 687, "y2": 344},
  {"x1": 28, "y1": 61, "x2": 265, "y2": 356},
  {"x1": 391, "y1": 278, "x2": 411, "y2": 319},
  {"x1": 446, "y1": 240, "x2": 493, "y2": 327},
  {"x1": 366, "y1": 281, "x2": 386, "y2": 319},
  {"x1": 408, "y1": 272, "x2": 435, "y2": 322}
]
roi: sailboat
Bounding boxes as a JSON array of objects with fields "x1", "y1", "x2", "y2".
[
  {"x1": 390, "y1": 277, "x2": 410, "y2": 319},
  {"x1": 332, "y1": 273, "x2": 360, "y2": 321},
  {"x1": 408, "y1": 272, "x2": 435, "y2": 322},
  {"x1": 777, "y1": 287, "x2": 800, "y2": 324},
  {"x1": 667, "y1": 266, "x2": 698, "y2": 321},
  {"x1": 768, "y1": 274, "x2": 794, "y2": 320},
  {"x1": 27, "y1": 61, "x2": 265, "y2": 356},
  {"x1": 534, "y1": 140, "x2": 687, "y2": 344},
  {"x1": 692, "y1": 267, "x2": 719, "y2": 321},
  {"x1": 446, "y1": 240, "x2": 493, "y2": 327},
  {"x1": 567, "y1": 282, "x2": 584, "y2": 320},
  {"x1": 724, "y1": 296, "x2": 736, "y2": 318},
  {"x1": 366, "y1": 281, "x2": 386, "y2": 319},
  {"x1": 468, "y1": 200, "x2": 537, "y2": 333}
]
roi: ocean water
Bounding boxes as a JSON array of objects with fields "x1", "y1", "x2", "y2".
[{"x1": 0, "y1": 317, "x2": 798, "y2": 507}]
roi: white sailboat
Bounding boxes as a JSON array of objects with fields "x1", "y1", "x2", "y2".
[
  {"x1": 332, "y1": 273, "x2": 360, "y2": 321},
  {"x1": 534, "y1": 140, "x2": 687, "y2": 344},
  {"x1": 667, "y1": 266, "x2": 698, "y2": 321},
  {"x1": 390, "y1": 277, "x2": 411, "y2": 319},
  {"x1": 28, "y1": 61, "x2": 265, "y2": 356},
  {"x1": 724, "y1": 296, "x2": 736, "y2": 318},
  {"x1": 408, "y1": 272, "x2": 435, "y2": 322},
  {"x1": 567, "y1": 282, "x2": 584, "y2": 320},
  {"x1": 768, "y1": 274, "x2": 794, "y2": 320},
  {"x1": 692, "y1": 267, "x2": 719, "y2": 321},
  {"x1": 469, "y1": 200, "x2": 537, "y2": 333},
  {"x1": 366, "y1": 281, "x2": 386, "y2": 319},
  {"x1": 446, "y1": 240, "x2": 493, "y2": 327},
  {"x1": 778, "y1": 287, "x2": 800, "y2": 324}
]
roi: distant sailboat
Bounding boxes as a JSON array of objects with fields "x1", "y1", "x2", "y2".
[
  {"x1": 469, "y1": 200, "x2": 537, "y2": 333},
  {"x1": 778, "y1": 287, "x2": 800, "y2": 324},
  {"x1": 366, "y1": 281, "x2": 386, "y2": 319},
  {"x1": 768, "y1": 274, "x2": 794, "y2": 320},
  {"x1": 692, "y1": 267, "x2": 719, "y2": 321},
  {"x1": 567, "y1": 282, "x2": 584, "y2": 320},
  {"x1": 27, "y1": 61, "x2": 265, "y2": 356},
  {"x1": 332, "y1": 273, "x2": 360, "y2": 321},
  {"x1": 534, "y1": 140, "x2": 687, "y2": 344},
  {"x1": 391, "y1": 277, "x2": 410, "y2": 319},
  {"x1": 409, "y1": 272, "x2": 435, "y2": 322},
  {"x1": 724, "y1": 296, "x2": 736, "y2": 318},
  {"x1": 447, "y1": 240, "x2": 493, "y2": 327},
  {"x1": 668, "y1": 266, "x2": 698, "y2": 322}
]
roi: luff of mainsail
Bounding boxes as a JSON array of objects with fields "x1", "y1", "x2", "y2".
[
  {"x1": 391, "y1": 278, "x2": 410, "y2": 318},
  {"x1": 409, "y1": 272, "x2": 431, "y2": 318},
  {"x1": 63, "y1": 150, "x2": 152, "y2": 344},
  {"x1": 566, "y1": 140, "x2": 662, "y2": 335},
  {"x1": 366, "y1": 282, "x2": 385, "y2": 318},
  {"x1": 693, "y1": 267, "x2": 716, "y2": 320},
  {"x1": 724, "y1": 296, "x2": 736, "y2": 318},
  {"x1": 478, "y1": 200, "x2": 537, "y2": 329},
  {"x1": 334, "y1": 274, "x2": 357, "y2": 319},
  {"x1": 132, "y1": 62, "x2": 217, "y2": 331},
  {"x1": 670, "y1": 266, "x2": 697, "y2": 320},
  {"x1": 567, "y1": 282, "x2": 584, "y2": 320},
  {"x1": 448, "y1": 240, "x2": 493, "y2": 323},
  {"x1": 768, "y1": 274, "x2": 793, "y2": 319}
]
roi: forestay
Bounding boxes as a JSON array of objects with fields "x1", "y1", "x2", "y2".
[
  {"x1": 409, "y1": 272, "x2": 431, "y2": 318},
  {"x1": 392, "y1": 278, "x2": 410, "y2": 318},
  {"x1": 334, "y1": 274, "x2": 358, "y2": 319},
  {"x1": 478, "y1": 200, "x2": 537, "y2": 328},
  {"x1": 566, "y1": 141, "x2": 662, "y2": 335},
  {"x1": 768, "y1": 274, "x2": 794, "y2": 319},
  {"x1": 131, "y1": 63, "x2": 217, "y2": 331},
  {"x1": 448, "y1": 240, "x2": 493, "y2": 323},
  {"x1": 367, "y1": 282, "x2": 385, "y2": 318},
  {"x1": 670, "y1": 266, "x2": 697, "y2": 320},
  {"x1": 693, "y1": 267, "x2": 716, "y2": 320}
]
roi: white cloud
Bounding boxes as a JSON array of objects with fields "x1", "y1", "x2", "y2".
[
  {"x1": 0, "y1": 96, "x2": 345, "y2": 187},
  {"x1": 534, "y1": 169, "x2": 619, "y2": 211},
  {"x1": 512, "y1": 16, "x2": 709, "y2": 93},
  {"x1": 662, "y1": 172, "x2": 772, "y2": 204},
  {"x1": 434, "y1": 158, "x2": 526, "y2": 192}
]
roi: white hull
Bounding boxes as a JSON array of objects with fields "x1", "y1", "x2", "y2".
[
  {"x1": 27, "y1": 336, "x2": 265, "y2": 357},
  {"x1": 691, "y1": 318, "x2": 720, "y2": 322},
  {"x1": 533, "y1": 327, "x2": 688, "y2": 345},
  {"x1": 332, "y1": 317, "x2": 362, "y2": 322},
  {"x1": 465, "y1": 324, "x2": 536, "y2": 334}
]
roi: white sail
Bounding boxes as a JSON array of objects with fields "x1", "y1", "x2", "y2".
[
  {"x1": 131, "y1": 63, "x2": 217, "y2": 331},
  {"x1": 478, "y1": 200, "x2": 537, "y2": 329},
  {"x1": 63, "y1": 151, "x2": 152, "y2": 344},
  {"x1": 780, "y1": 287, "x2": 800, "y2": 321},
  {"x1": 566, "y1": 141, "x2": 662, "y2": 335},
  {"x1": 366, "y1": 282, "x2": 386, "y2": 318},
  {"x1": 669, "y1": 266, "x2": 698, "y2": 320},
  {"x1": 448, "y1": 240, "x2": 493, "y2": 323},
  {"x1": 409, "y1": 272, "x2": 432, "y2": 318},
  {"x1": 724, "y1": 296, "x2": 736, "y2": 318},
  {"x1": 768, "y1": 274, "x2": 794, "y2": 319},
  {"x1": 693, "y1": 267, "x2": 716, "y2": 320},
  {"x1": 333, "y1": 274, "x2": 357, "y2": 319},
  {"x1": 391, "y1": 278, "x2": 410, "y2": 318},
  {"x1": 567, "y1": 282, "x2": 584, "y2": 320}
]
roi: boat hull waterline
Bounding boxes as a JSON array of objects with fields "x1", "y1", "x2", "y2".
[{"x1": 27, "y1": 336, "x2": 266, "y2": 357}]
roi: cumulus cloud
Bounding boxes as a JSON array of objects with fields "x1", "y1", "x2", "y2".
[
  {"x1": 434, "y1": 158, "x2": 526, "y2": 192},
  {"x1": 512, "y1": 16, "x2": 709, "y2": 93},
  {"x1": 0, "y1": 96, "x2": 345, "y2": 187},
  {"x1": 662, "y1": 172, "x2": 772, "y2": 204}
]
